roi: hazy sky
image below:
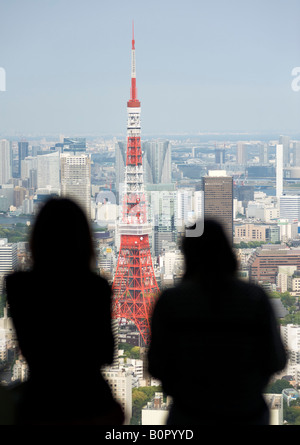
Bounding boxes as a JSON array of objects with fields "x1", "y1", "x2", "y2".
[{"x1": 0, "y1": 0, "x2": 300, "y2": 137}]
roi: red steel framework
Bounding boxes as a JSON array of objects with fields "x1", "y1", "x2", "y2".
[{"x1": 112, "y1": 24, "x2": 159, "y2": 346}]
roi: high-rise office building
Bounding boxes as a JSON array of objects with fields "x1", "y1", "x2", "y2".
[
  {"x1": 20, "y1": 156, "x2": 37, "y2": 178},
  {"x1": 177, "y1": 188, "x2": 195, "y2": 229},
  {"x1": 236, "y1": 142, "x2": 247, "y2": 164},
  {"x1": 293, "y1": 142, "x2": 300, "y2": 167},
  {"x1": 0, "y1": 239, "x2": 18, "y2": 293},
  {"x1": 60, "y1": 153, "x2": 91, "y2": 218},
  {"x1": 276, "y1": 144, "x2": 283, "y2": 202},
  {"x1": 18, "y1": 141, "x2": 29, "y2": 177},
  {"x1": 115, "y1": 141, "x2": 126, "y2": 204},
  {"x1": 101, "y1": 368, "x2": 132, "y2": 424},
  {"x1": 279, "y1": 195, "x2": 300, "y2": 222},
  {"x1": 259, "y1": 143, "x2": 269, "y2": 164},
  {"x1": 215, "y1": 148, "x2": 226, "y2": 164},
  {"x1": 279, "y1": 135, "x2": 290, "y2": 166},
  {"x1": 116, "y1": 139, "x2": 172, "y2": 199},
  {"x1": 143, "y1": 140, "x2": 171, "y2": 184},
  {"x1": 37, "y1": 152, "x2": 60, "y2": 190},
  {"x1": 0, "y1": 140, "x2": 12, "y2": 185},
  {"x1": 146, "y1": 184, "x2": 177, "y2": 256},
  {"x1": 203, "y1": 170, "x2": 233, "y2": 243}
]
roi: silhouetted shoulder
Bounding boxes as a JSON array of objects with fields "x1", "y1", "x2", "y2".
[
  {"x1": 229, "y1": 278, "x2": 271, "y2": 300},
  {"x1": 5, "y1": 269, "x2": 115, "y2": 368}
]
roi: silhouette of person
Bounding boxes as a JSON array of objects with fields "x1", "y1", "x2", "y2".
[
  {"x1": 5, "y1": 197, "x2": 124, "y2": 425},
  {"x1": 148, "y1": 219, "x2": 287, "y2": 426},
  {"x1": 0, "y1": 384, "x2": 14, "y2": 425}
]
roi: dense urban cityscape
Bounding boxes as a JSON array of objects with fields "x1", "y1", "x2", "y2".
[
  {"x1": 1, "y1": 130, "x2": 300, "y2": 424},
  {"x1": 1, "y1": 0, "x2": 300, "y2": 428}
]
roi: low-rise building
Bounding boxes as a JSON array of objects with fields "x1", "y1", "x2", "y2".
[
  {"x1": 249, "y1": 246, "x2": 300, "y2": 285},
  {"x1": 264, "y1": 394, "x2": 284, "y2": 425},
  {"x1": 141, "y1": 392, "x2": 170, "y2": 425},
  {"x1": 11, "y1": 358, "x2": 29, "y2": 383},
  {"x1": 282, "y1": 388, "x2": 299, "y2": 406}
]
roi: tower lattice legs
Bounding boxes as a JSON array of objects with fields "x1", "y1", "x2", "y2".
[{"x1": 112, "y1": 235, "x2": 159, "y2": 346}]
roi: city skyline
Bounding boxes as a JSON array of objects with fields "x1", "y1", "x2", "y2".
[
  {"x1": 0, "y1": 0, "x2": 300, "y2": 137},
  {"x1": 1, "y1": 2, "x2": 300, "y2": 426}
]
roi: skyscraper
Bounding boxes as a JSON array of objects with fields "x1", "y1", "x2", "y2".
[
  {"x1": 279, "y1": 135, "x2": 290, "y2": 166},
  {"x1": 142, "y1": 139, "x2": 173, "y2": 257},
  {"x1": 18, "y1": 141, "x2": 29, "y2": 177},
  {"x1": 236, "y1": 142, "x2": 247, "y2": 164},
  {"x1": 215, "y1": 148, "x2": 226, "y2": 164},
  {"x1": 112, "y1": 25, "x2": 159, "y2": 347},
  {"x1": 0, "y1": 139, "x2": 12, "y2": 185},
  {"x1": 60, "y1": 153, "x2": 91, "y2": 218},
  {"x1": 143, "y1": 140, "x2": 171, "y2": 185},
  {"x1": 293, "y1": 142, "x2": 300, "y2": 167},
  {"x1": 276, "y1": 144, "x2": 283, "y2": 202},
  {"x1": 115, "y1": 141, "x2": 126, "y2": 204},
  {"x1": 146, "y1": 184, "x2": 177, "y2": 256},
  {"x1": 259, "y1": 143, "x2": 269, "y2": 165},
  {"x1": 37, "y1": 151, "x2": 60, "y2": 190},
  {"x1": 203, "y1": 170, "x2": 233, "y2": 243}
]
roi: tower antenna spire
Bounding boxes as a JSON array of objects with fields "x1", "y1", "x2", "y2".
[
  {"x1": 132, "y1": 20, "x2": 135, "y2": 49},
  {"x1": 129, "y1": 20, "x2": 138, "y2": 105}
]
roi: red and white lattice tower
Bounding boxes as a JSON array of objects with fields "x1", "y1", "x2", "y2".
[{"x1": 112, "y1": 24, "x2": 159, "y2": 347}]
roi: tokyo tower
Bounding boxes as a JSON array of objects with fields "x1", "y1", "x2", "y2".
[{"x1": 112, "y1": 24, "x2": 159, "y2": 347}]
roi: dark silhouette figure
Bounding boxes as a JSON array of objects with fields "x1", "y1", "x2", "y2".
[
  {"x1": 0, "y1": 384, "x2": 14, "y2": 425},
  {"x1": 148, "y1": 219, "x2": 287, "y2": 425},
  {"x1": 5, "y1": 197, "x2": 124, "y2": 425}
]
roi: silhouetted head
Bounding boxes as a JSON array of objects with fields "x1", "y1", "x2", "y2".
[
  {"x1": 182, "y1": 218, "x2": 237, "y2": 282},
  {"x1": 30, "y1": 197, "x2": 95, "y2": 272}
]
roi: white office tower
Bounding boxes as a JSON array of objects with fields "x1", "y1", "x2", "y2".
[
  {"x1": 276, "y1": 144, "x2": 283, "y2": 202},
  {"x1": 177, "y1": 189, "x2": 195, "y2": 229},
  {"x1": 37, "y1": 152, "x2": 60, "y2": 190},
  {"x1": 60, "y1": 154, "x2": 91, "y2": 219},
  {"x1": 101, "y1": 368, "x2": 132, "y2": 424},
  {"x1": 281, "y1": 324, "x2": 300, "y2": 386},
  {"x1": 279, "y1": 195, "x2": 300, "y2": 222},
  {"x1": 0, "y1": 239, "x2": 18, "y2": 293},
  {"x1": 21, "y1": 156, "x2": 37, "y2": 179},
  {"x1": 0, "y1": 140, "x2": 12, "y2": 185}
]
